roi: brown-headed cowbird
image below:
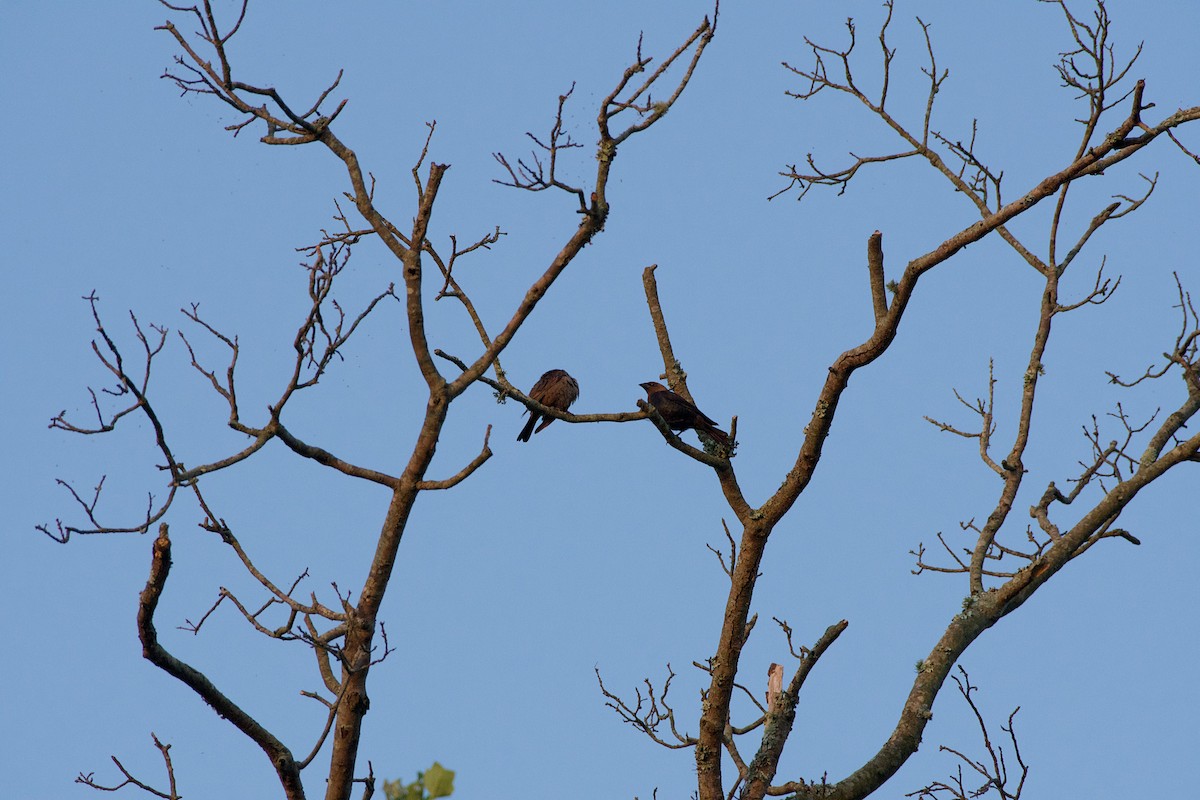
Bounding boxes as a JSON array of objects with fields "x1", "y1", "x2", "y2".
[
  {"x1": 517, "y1": 369, "x2": 580, "y2": 442},
  {"x1": 639, "y1": 381, "x2": 729, "y2": 447}
]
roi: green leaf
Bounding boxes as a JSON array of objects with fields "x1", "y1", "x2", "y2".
[{"x1": 423, "y1": 762, "x2": 455, "y2": 799}]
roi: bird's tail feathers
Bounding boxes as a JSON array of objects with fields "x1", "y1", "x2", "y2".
[{"x1": 517, "y1": 414, "x2": 539, "y2": 442}]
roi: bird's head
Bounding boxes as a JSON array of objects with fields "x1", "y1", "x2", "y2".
[{"x1": 639, "y1": 381, "x2": 667, "y2": 394}]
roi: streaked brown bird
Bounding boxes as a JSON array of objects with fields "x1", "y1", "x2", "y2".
[
  {"x1": 639, "y1": 381, "x2": 729, "y2": 447},
  {"x1": 517, "y1": 369, "x2": 580, "y2": 442}
]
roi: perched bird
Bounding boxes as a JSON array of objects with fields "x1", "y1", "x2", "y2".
[
  {"x1": 639, "y1": 381, "x2": 729, "y2": 447},
  {"x1": 517, "y1": 369, "x2": 580, "y2": 442}
]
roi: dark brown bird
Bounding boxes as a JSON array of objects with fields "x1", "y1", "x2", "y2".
[
  {"x1": 517, "y1": 369, "x2": 580, "y2": 442},
  {"x1": 639, "y1": 381, "x2": 729, "y2": 447}
]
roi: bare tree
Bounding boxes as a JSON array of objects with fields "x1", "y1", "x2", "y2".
[
  {"x1": 43, "y1": 2, "x2": 714, "y2": 799},
  {"x1": 602, "y1": 2, "x2": 1198, "y2": 799},
  {"x1": 40, "y1": 2, "x2": 1198, "y2": 800}
]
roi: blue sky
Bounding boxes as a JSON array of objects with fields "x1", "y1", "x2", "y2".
[{"x1": 3, "y1": 2, "x2": 1198, "y2": 798}]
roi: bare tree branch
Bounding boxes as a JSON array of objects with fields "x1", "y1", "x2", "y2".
[
  {"x1": 907, "y1": 667, "x2": 1028, "y2": 800},
  {"x1": 77, "y1": 733, "x2": 181, "y2": 800},
  {"x1": 138, "y1": 525, "x2": 305, "y2": 798},
  {"x1": 596, "y1": 664, "x2": 697, "y2": 750}
]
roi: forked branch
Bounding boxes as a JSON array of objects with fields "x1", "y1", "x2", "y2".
[
  {"x1": 138, "y1": 525, "x2": 305, "y2": 799},
  {"x1": 906, "y1": 668, "x2": 1028, "y2": 800},
  {"x1": 596, "y1": 665, "x2": 697, "y2": 750},
  {"x1": 77, "y1": 733, "x2": 181, "y2": 800}
]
